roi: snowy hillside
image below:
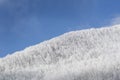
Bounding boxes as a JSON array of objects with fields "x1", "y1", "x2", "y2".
[{"x1": 1, "y1": 25, "x2": 120, "y2": 80}]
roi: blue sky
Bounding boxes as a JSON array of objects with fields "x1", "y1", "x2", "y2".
[{"x1": 0, "y1": 0, "x2": 120, "y2": 57}]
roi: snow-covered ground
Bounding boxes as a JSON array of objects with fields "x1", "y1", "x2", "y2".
[{"x1": 0, "y1": 25, "x2": 120, "y2": 80}]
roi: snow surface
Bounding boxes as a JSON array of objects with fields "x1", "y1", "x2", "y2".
[{"x1": 1, "y1": 25, "x2": 120, "y2": 80}]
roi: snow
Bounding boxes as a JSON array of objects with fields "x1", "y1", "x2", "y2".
[{"x1": 0, "y1": 25, "x2": 120, "y2": 80}]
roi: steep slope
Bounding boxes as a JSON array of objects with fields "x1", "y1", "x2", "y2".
[{"x1": 1, "y1": 25, "x2": 120, "y2": 80}]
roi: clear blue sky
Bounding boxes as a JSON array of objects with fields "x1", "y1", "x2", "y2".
[{"x1": 0, "y1": 0, "x2": 120, "y2": 57}]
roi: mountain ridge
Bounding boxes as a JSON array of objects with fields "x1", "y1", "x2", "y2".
[{"x1": 1, "y1": 24, "x2": 120, "y2": 80}]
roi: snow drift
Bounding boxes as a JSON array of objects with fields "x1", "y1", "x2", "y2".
[{"x1": 1, "y1": 25, "x2": 120, "y2": 80}]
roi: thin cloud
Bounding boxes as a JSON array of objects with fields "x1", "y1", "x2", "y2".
[
  {"x1": 11, "y1": 16, "x2": 42, "y2": 38},
  {"x1": 110, "y1": 16, "x2": 120, "y2": 25},
  {"x1": 0, "y1": 0, "x2": 5, "y2": 3},
  {"x1": 0, "y1": 0, "x2": 8, "y2": 5}
]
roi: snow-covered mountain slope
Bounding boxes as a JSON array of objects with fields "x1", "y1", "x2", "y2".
[{"x1": 1, "y1": 25, "x2": 120, "y2": 80}]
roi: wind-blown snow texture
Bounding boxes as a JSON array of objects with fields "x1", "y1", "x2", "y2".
[{"x1": 1, "y1": 25, "x2": 120, "y2": 80}]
